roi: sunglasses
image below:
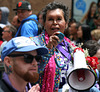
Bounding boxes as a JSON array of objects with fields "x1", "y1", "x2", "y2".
[
  {"x1": 7, "y1": 54, "x2": 42, "y2": 63},
  {"x1": 3, "y1": 31, "x2": 10, "y2": 32}
]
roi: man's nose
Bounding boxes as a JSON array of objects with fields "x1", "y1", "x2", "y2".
[{"x1": 31, "y1": 58, "x2": 38, "y2": 65}]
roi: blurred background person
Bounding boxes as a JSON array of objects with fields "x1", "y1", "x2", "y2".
[
  {"x1": 0, "y1": 25, "x2": 17, "y2": 57},
  {"x1": 77, "y1": 24, "x2": 92, "y2": 45},
  {"x1": 82, "y1": 40, "x2": 100, "y2": 90},
  {"x1": 0, "y1": 7, "x2": 11, "y2": 25},
  {"x1": 13, "y1": 1, "x2": 39, "y2": 37},
  {"x1": 91, "y1": 29, "x2": 100, "y2": 41},
  {"x1": 37, "y1": 9, "x2": 44, "y2": 34},
  {"x1": 96, "y1": 5, "x2": 100, "y2": 29},
  {"x1": 64, "y1": 18, "x2": 76, "y2": 39},
  {"x1": 97, "y1": 0, "x2": 100, "y2": 7},
  {"x1": 11, "y1": 15, "x2": 21, "y2": 30},
  {"x1": 37, "y1": 9, "x2": 44, "y2": 26},
  {"x1": 0, "y1": 25, "x2": 17, "y2": 79},
  {"x1": 0, "y1": 24, "x2": 6, "y2": 46},
  {"x1": 69, "y1": 21, "x2": 81, "y2": 45},
  {"x1": 80, "y1": 2, "x2": 97, "y2": 30}
]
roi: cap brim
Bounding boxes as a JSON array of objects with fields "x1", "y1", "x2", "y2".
[
  {"x1": 13, "y1": 8, "x2": 31, "y2": 11},
  {"x1": 15, "y1": 45, "x2": 48, "y2": 55},
  {"x1": 13, "y1": 8, "x2": 25, "y2": 11}
]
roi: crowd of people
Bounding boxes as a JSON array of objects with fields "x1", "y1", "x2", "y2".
[{"x1": 0, "y1": 0, "x2": 100, "y2": 92}]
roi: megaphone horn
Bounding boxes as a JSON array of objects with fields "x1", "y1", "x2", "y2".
[{"x1": 67, "y1": 48, "x2": 96, "y2": 91}]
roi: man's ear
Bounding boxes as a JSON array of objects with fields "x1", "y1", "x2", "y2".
[{"x1": 4, "y1": 56, "x2": 12, "y2": 67}]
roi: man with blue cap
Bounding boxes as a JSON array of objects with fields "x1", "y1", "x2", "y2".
[{"x1": 0, "y1": 36, "x2": 48, "y2": 92}]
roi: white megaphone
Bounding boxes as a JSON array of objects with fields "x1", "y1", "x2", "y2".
[{"x1": 67, "y1": 48, "x2": 96, "y2": 91}]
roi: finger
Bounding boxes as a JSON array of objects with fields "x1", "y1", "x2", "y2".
[
  {"x1": 28, "y1": 84, "x2": 40, "y2": 92},
  {"x1": 52, "y1": 39, "x2": 59, "y2": 47},
  {"x1": 35, "y1": 84, "x2": 40, "y2": 91}
]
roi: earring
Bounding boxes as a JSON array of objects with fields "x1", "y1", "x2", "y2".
[{"x1": 9, "y1": 65, "x2": 12, "y2": 68}]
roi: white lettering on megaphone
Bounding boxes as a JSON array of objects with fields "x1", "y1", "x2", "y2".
[{"x1": 60, "y1": 70, "x2": 66, "y2": 82}]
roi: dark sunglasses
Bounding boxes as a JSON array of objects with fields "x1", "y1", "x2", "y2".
[
  {"x1": 7, "y1": 54, "x2": 42, "y2": 63},
  {"x1": 3, "y1": 31, "x2": 11, "y2": 32}
]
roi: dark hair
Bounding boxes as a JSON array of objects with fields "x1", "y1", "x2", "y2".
[
  {"x1": 75, "y1": 22, "x2": 81, "y2": 29},
  {"x1": 82, "y1": 40, "x2": 100, "y2": 57},
  {"x1": 68, "y1": 18, "x2": 77, "y2": 27},
  {"x1": 81, "y1": 24, "x2": 92, "y2": 41},
  {"x1": 0, "y1": 27, "x2": 3, "y2": 41},
  {"x1": 42, "y1": 1, "x2": 69, "y2": 23},
  {"x1": 17, "y1": 18, "x2": 21, "y2": 24},
  {"x1": 87, "y1": 2, "x2": 97, "y2": 19},
  {"x1": 37, "y1": 9, "x2": 43, "y2": 20},
  {"x1": 69, "y1": 18, "x2": 76, "y2": 23},
  {"x1": 97, "y1": 0, "x2": 100, "y2": 7}
]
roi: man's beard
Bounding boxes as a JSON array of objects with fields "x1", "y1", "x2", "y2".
[
  {"x1": 22, "y1": 71, "x2": 39, "y2": 83},
  {"x1": 13, "y1": 63, "x2": 39, "y2": 83}
]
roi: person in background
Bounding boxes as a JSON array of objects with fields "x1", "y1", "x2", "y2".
[
  {"x1": 37, "y1": 9, "x2": 44, "y2": 34},
  {"x1": 97, "y1": 0, "x2": 100, "y2": 7},
  {"x1": 0, "y1": 24, "x2": 6, "y2": 79},
  {"x1": 0, "y1": 7, "x2": 11, "y2": 45},
  {"x1": 68, "y1": 18, "x2": 76, "y2": 27},
  {"x1": 11, "y1": 15, "x2": 21, "y2": 30},
  {"x1": 64, "y1": 18, "x2": 76, "y2": 39},
  {"x1": 0, "y1": 7, "x2": 11, "y2": 25},
  {"x1": 77, "y1": 24, "x2": 92, "y2": 45},
  {"x1": 96, "y1": 5, "x2": 100, "y2": 28},
  {"x1": 13, "y1": 0, "x2": 38, "y2": 37},
  {"x1": 0, "y1": 24, "x2": 6, "y2": 46},
  {"x1": 80, "y1": 2, "x2": 97, "y2": 30},
  {"x1": 37, "y1": 9, "x2": 44, "y2": 26},
  {"x1": 0, "y1": 36, "x2": 48, "y2": 92},
  {"x1": 82, "y1": 40, "x2": 100, "y2": 90},
  {"x1": 68, "y1": 22, "x2": 81, "y2": 45},
  {"x1": 0, "y1": 25, "x2": 17, "y2": 57},
  {"x1": 91, "y1": 29, "x2": 100, "y2": 41},
  {"x1": 0, "y1": 27, "x2": 3, "y2": 46}
]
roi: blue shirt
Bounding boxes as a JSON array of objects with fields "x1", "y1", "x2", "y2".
[{"x1": 15, "y1": 14, "x2": 38, "y2": 37}]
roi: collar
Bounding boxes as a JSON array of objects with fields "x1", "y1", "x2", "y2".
[
  {"x1": 2, "y1": 72, "x2": 18, "y2": 92},
  {"x1": 2, "y1": 72, "x2": 31, "y2": 92}
]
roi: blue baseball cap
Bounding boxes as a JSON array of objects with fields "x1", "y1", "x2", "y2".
[{"x1": 1, "y1": 36, "x2": 48, "y2": 61}]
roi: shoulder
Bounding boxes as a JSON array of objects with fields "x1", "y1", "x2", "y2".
[
  {"x1": 25, "y1": 14, "x2": 38, "y2": 22},
  {"x1": 1, "y1": 41, "x2": 7, "y2": 49},
  {"x1": 64, "y1": 37, "x2": 76, "y2": 47},
  {"x1": 30, "y1": 33, "x2": 45, "y2": 45}
]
